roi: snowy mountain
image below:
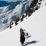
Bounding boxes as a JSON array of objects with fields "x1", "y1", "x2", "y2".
[
  {"x1": 0, "y1": 0, "x2": 42, "y2": 31},
  {"x1": 0, "y1": 1, "x2": 11, "y2": 7},
  {"x1": 0, "y1": 0, "x2": 46, "y2": 46}
]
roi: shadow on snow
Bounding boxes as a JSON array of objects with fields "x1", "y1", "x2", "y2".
[{"x1": 25, "y1": 40, "x2": 39, "y2": 46}]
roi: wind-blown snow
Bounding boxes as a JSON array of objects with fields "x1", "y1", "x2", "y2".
[{"x1": 0, "y1": 0, "x2": 46, "y2": 46}]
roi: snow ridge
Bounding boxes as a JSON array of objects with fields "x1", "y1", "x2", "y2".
[{"x1": 0, "y1": 0, "x2": 42, "y2": 31}]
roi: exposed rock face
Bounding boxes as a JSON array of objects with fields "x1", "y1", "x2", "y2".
[{"x1": 9, "y1": 0, "x2": 42, "y2": 28}]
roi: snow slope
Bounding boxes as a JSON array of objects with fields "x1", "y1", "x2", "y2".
[
  {"x1": 0, "y1": 1, "x2": 46, "y2": 46},
  {"x1": 0, "y1": 0, "x2": 34, "y2": 31}
]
